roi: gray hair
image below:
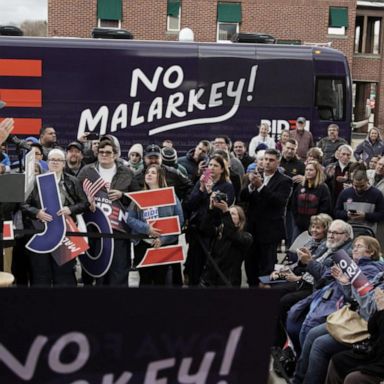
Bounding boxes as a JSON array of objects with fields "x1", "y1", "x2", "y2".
[
  {"x1": 337, "y1": 144, "x2": 353, "y2": 155},
  {"x1": 48, "y1": 148, "x2": 65, "y2": 160},
  {"x1": 330, "y1": 219, "x2": 354, "y2": 239}
]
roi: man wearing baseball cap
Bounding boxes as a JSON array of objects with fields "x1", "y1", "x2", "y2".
[
  {"x1": 289, "y1": 117, "x2": 314, "y2": 160},
  {"x1": 65, "y1": 141, "x2": 85, "y2": 176},
  {"x1": 133, "y1": 144, "x2": 193, "y2": 201}
]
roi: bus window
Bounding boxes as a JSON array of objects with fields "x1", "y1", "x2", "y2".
[{"x1": 315, "y1": 78, "x2": 345, "y2": 121}]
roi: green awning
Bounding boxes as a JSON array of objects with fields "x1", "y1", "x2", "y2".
[
  {"x1": 97, "y1": 0, "x2": 122, "y2": 21},
  {"x1": 217, "y1": 2, "x2": 242, "y2": 23},
  {"x1": 329, "y1": 7, "x2": 348, "y2": 28},
  {"x1": 167, "y1": 0, "x2": 180, "y2": 17}
]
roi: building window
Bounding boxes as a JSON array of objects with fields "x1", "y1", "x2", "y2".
[
  {"x1": 217, "y1": 2, "x2": 242, "y2": 42},
  {"x1": 328, "y1": 7, "x2": 348, "y2": 35},
  {"x1": 98, "y1": 20, "x2": 121, "y2": 29},
  {"x1": 97, "y1": 0, "x2": 122, "y2": 29},
  {"x1": 167, "y1": 0, "x2": 181, "y2": 31},
  {"x1": 354, "y1": 15, "x2": 382, "y2": 54}
]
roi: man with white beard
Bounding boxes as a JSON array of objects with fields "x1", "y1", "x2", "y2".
[
  {"x1": 297, "y1": 219, "x2": 353, "y2": 279},
  {"x1": 285, "y1": 220, "x2": 353, "y2": 353}
]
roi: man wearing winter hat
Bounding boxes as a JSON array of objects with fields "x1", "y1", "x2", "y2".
[
  {"x1": 133, "y1": 144, "x2": 193, "y2": 200},
  {"x1": 161, "y1": 146, "x2": 188, "y2": 176}
]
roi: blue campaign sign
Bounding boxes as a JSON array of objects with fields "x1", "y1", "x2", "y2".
[
  {"x1": 26, "y1": 173, "x2": 65, "y2": 253},
  {"x1": 80, "y1": 207, "x2": 114, "y2": 278}
]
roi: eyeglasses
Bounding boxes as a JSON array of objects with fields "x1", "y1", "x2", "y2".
[
  {"x1": 353, "y1": 244, "x2": 366, "y2": 250},
  {"x1": 98, "y1": 150, "x2": 114, "y2": 156},
  {"x1": 35, "y1": 153, "x2": 43, "y2": 156},
  {"x1": 48, "y1": 158, "x2": 65, "y2": 163},
  {"x1": 130, "y1": 153, "x2": 140, "y2": 157},
  {"x1": 328, "y1": 230, "x2": 346, "y2": 236}
]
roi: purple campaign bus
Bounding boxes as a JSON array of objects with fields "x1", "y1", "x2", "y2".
[{"x1": 0, "y1": 36, "x2": 352, "y2": 154}]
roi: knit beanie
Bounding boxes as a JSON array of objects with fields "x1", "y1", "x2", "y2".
[
  {"x1": 128, "y1": 143, "x2": 143, "y2": 158},
  {"x1": 161, "y1": 147, "x2": 177, "y2": 166}
]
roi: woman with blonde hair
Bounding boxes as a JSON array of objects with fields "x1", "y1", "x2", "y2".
[
  {"x1": 248, "y1": 122, "x2": 276, "y2": 156},
  {"x1": 292, "y1": 160, "x2": 332, "y2": 235}
]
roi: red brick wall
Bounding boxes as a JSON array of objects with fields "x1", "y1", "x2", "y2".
[{"x1": 48, "y1": 0, "x2": 96, "y2": 38}]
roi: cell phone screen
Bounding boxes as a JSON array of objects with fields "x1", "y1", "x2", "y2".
[{"x1": 202, "y1": 168, "x2": 212, "y2": 183}]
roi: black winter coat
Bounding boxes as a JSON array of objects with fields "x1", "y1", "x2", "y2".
[
  {"x1": 240, "y1": 171, "x2": 292, "y2": 243},
  {"x1": 21, "y1": 172, "x2": 89, "y2": 226},
  {"x1": 199, "y1": 209, "x2": 252, "y2": 286}
]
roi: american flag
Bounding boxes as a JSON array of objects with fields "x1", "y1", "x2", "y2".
[{"x1": 83, "y1": 177, "x2": 110, "y2": 199}]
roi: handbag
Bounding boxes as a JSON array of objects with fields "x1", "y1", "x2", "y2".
[{"x1": 326, "y1": 305, "x2": 369, "y2": 345}]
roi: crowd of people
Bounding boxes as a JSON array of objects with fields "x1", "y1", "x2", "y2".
[{"x1": 1, "y1": 117, "x2": 384, "y2": 383}]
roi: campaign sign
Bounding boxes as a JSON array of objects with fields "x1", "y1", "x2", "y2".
[
  {"x1": 51, "y1": 217, "x2": 90, "y2": 266},
  {"x1": 79, "y1": 207, "x2": 114, "y2": 278},
  {"x1": 0, "y1": 288, "x2": 280, "y2": 384},
  {"x1": 127, "y1": 187, "x2": 176, "y2": 209},
  {"x1": 332, "y1": 249, "x2": 374, "y2": 296},
  {"x1": 137, "y1": 244, "x2": 185, "y2": 268},
  {"x1": 26, "y1": 173, "x2": 66, "y2": 253},
  {"x1": 147, "y1": 216, "x2": 181, "y2": 237},
  {"x1": 127, "y1": 188, "x2": 185, "y2": 268},
  {"x1": 2, "y1": 221, "x2": 13, "y2": 240}
]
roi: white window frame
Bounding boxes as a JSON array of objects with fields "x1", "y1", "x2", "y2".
[
  {"x1": 327, "y1": 26, "x2": 346, "y2": 36},
  {"x1": 98, "y1": 19, "x2": 121, "y2": 29},
  {"x1": 216, "y1": 22, "x2": 239, "y2": 42},
  {"x1": 167, "y1": 6, "x2": 181, "y2": 31}
]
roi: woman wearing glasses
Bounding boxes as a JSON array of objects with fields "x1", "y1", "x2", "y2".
[
  {"x1": 78, "y1": 140, "x2": 138, "y2": 286},
  {"x1": 21, "y1": 148, "x2": 89, "y2": 286},
  {"x1": 291, "y1": 236, "x2": 384, "y2": 384}
]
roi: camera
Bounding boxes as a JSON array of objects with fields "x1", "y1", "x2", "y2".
[
  {"x1": 215, "y1": 192, "x2": 228, "y2": 202},
  {"x1": 87, "y1": 132, "x2": 99, "y2": 140}
]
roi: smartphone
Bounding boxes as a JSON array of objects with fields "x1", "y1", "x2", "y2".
[
  {"x1": 202, "y1": 167, "x2": 212, "y2": 183},
  {"x1": 322, "y1": 288, "x2": 334, "y2": 301},
  {"x1": 86, "y1": 132, "x2": 99, "y2": 140}
]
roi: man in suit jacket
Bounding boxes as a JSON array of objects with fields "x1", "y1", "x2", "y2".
[{"x1": 240, "y1": 148, "x2": 293, "y2": 286}]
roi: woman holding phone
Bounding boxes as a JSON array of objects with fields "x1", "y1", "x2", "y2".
[{"x1": 184, "y1": 155, "x2": 235, "y2": 285}]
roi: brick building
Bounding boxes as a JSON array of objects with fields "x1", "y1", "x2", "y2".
[{"x1": 48, "y1": 0, "x2": 384, "y2": 130}]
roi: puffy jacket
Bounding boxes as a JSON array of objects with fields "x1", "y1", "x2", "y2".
[
  {"x1": 291, "y1": 257, "x2": 384, "y2": 330},
  {"x1": 354, "y1": 134, "x2": 384, "y2": 164}
]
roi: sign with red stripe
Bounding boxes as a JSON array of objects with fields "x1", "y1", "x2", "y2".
[
  {"x1": 0, "y1": 89, "x2": 42, "y2": 107},
  {"x1": 126, "y1": 187, "x2": 176, "y2": 209},
  {"x1": 0, "y1": 118, "x2": 42, "y2": 135},
  {"x1": 0, "y1": 59, "x2": 42, "y2": 77},
  {"x1": 147, "y1": 216, "x2": 181, "y2": 236},
  {"x1": 51, "y1": 217, "x2": 89, "y2": 266},
  {"x1": 2, "y1": 221, "x2": 13, "y2": 240},
  {"x1": 0, "y1": 58, "x2": 43, "y2": 135},
  {"x1": 137, "y1": 245, "x2": 185, "y2": 268}
]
